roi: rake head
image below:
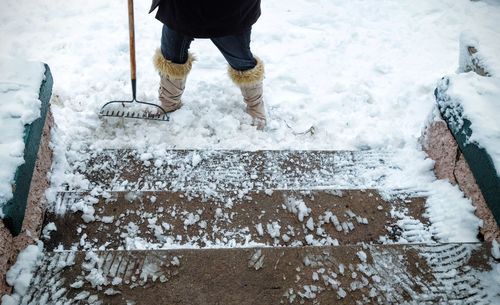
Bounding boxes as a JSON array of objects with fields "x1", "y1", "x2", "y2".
[
  {"x1": 102, "y1": 5, "x2": 165, "y2": 123},
  {"x1": 99, "y1": 99, "x2": 170, "y2": 122}
]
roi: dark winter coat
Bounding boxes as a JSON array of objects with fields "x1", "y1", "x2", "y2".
[{"x1": 149, "y1": 0, "x2": 261, "y2": 38}]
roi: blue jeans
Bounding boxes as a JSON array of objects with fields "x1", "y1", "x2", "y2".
[{"x1": 161, "y1": 25, "x2": 257, "y2": 71}]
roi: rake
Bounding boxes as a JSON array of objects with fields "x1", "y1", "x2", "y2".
[{"x1": 99, "y1": 0, "x2": 169, "y2": 122}]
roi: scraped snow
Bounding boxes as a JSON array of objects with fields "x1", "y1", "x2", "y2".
[
  {"x1": 424, "y1": 180, "x2": 481, "y2": 242},
  {"x1": 0, "y1": 57, "x2": 45, "y2": 212}
]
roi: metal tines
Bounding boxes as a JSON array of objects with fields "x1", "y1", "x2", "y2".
[{"x1": 99, "y1": 99, "x2": 170, "y2": 122}]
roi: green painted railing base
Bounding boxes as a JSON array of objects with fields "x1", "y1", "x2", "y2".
[
  {"x1": 2, "y1": 64, "x2": 53, "y2": 236},
  {"x1": 435, "y1": 76, "x2": 500, "y2": 228}
]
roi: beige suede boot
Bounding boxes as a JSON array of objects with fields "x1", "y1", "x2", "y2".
[
  {"x1": 228, "y1": 57, "x2": 266, "y2": 130},
  {"x1": 153, "y1": 49, "x2": 195, "y2": 112}
]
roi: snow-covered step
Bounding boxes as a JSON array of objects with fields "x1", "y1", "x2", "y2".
[
  {"x1": 68, "y1": 149, "x2": 406, "y2": 193},
  {"x1": 44, "y1": 190, "x2": 428, "y2": 250},
  {"x1": 22, "y1": 243, "x2": 494, "y2": 305}
]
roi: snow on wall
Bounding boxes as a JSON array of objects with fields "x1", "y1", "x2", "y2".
[
  {"x1": 0, "y1": 57, "x2": 45, "y2": 213},
  {"x1": 454, "y1": 27, "x2": 500, "y2": 177},
  {"x1": 442, "y1": 72, "x2": 500, "y2": 177}
]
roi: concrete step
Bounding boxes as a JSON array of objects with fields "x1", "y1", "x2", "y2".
[
  {"x1": 66, "y1": 149, "x2": 407, "y2": 194},
  {"x1": 44, "y1": 190, "x2": 428, "y2": 250},
  {"x1": 22, "y1": 243, "x2": 494, "y2": 305}
]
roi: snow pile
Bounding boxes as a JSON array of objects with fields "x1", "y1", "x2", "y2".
[
  {"x1": 248, "y1": 249, "x2": 265, "y2": 270},
  {"x1": 67, "y1": 194, "x2": 100, "y2": 223},
  {"x1": 266, "y1": 221, "x2": 281, "y2": 239},
  {"x1": 284, "y1": 197, "x2": 310, "y2": 222},
  {"x1": 1, "y1": 242, "x2": 44, "y2": 305},
  {"x1": 459, "y1": 30, "x2": 500, "y2": 76},
  {"x1": 255, "y1": 223, "x2": 264, "y2": 236},
  {"x1": 440, "y1": 72, "x2": 500, "y2": 176},
  {"x1": 492, "y1": 239, "x2": 500, "y2": 260},
  {"x1": 0, "y1": 57, "x2": 45, "y2": 211},
  {"x1": 41, "y1": 222, "x2": 57, "y2": 239},
  {"x1": 356, "y1": 250, "x2": 367, "y2": 263},
  {"x1": 298, "y1": 285, "x2": 319, "y2": 300}
]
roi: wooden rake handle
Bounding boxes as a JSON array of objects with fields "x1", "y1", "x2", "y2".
[{"x1": 128, "y1": 0, "x2": 137, "y2": 98}]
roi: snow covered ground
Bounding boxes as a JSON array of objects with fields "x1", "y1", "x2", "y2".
[
  {"x1": 1, "y1": 0, "x2": 498, "y2": 149},
  {"x1": 1, "y1": 0, "x2": 500, "y2": 237}
]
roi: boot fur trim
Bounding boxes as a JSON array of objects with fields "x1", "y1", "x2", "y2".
[
  {"x1": 153, "y1": 49, "x2": 195, "y2": 80},
  {"x1": 228, "y1": 57, "x2": 264, "y2": 86}
]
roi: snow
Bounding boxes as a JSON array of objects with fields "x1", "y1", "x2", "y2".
[
  {"x1": 1, "y1": 4, "x2": 500, "y2": 302},
  {"x1": 171, "y1": 256, "x2": 180, "y2": 266},
  {"x1": 298, "y1": 285, "x2": 318, "y2": 299},
  {"x1": 305, "y1": 234, "x2": 315, "y2": 245},
  {"x1": 248, "y1": 249, "x2": 265, "y2": 270},
  {"x1": 82, "y1": 251, "x2": 108, "y2": 289},
  {"x1": 338, "y1": 264, "x2": 345, "y2": 275},
  {"x1": 100, "y1": 215, "x2": 114, "y2": 223},
  {"x1": 183, "y1": 212, "x2": 200, "y2": 227},
  {"x1": 73, "y1": 291, "x2": 90, "y2": 301},
  {"x1": 459, "y1": 30, "x2": 500, "y2": 76},
  {"x1": 0, "y1": 0, "x2": 493, "y2": 243},
  {"x1": 0, "y1": 57, "x2": 45, "y2": 211},
  {"x1": 441, "y1": 72, "x2": 500, "y2": 176},
  {"x1": 0, "y1": 1, "x2": 493, "y2": 149},
  {"x1": 191, "y1": 152, "x2": 202, "y2": 167},
  {"x1": 357, "y1": 251, "x2": 368, "y2": 263},
  {"x1": 493, "y1": 239, "x2": 500, "y2": 260},
  {"x1": 337, "y1": 287, "x2": 347, "y2": 299},
  {"x1": 285, "y1": 197, "x2": 310, "y2": 222},
  {"x1": 305, "y1": 217, "x2": 314, "y2": 231},
  {"x1": 1, "y1": 242, "x2": 43, "y2": 305},
  {"x1": 70, "y1": 280, "x2": 84, "y2": 289},
  {"x1": 104, "y1": 288, "x2": 121, "y2": 296},
  {"x1": 41, "y1": 222, "x2": 57, "y2": 239},
  {"x1": 255, "y1": 223, "x2": 264, "y2": 237},
  {"x1": 85, "y1": 268, "x2": 106, "y2": 288},
  {"x1": 266, "y1": 221, "x2": 281, "y2": 239}
]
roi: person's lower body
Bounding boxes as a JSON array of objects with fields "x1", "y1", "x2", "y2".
[{"x1": 153, "y1": 25, "x2": 266, "y2": 129}]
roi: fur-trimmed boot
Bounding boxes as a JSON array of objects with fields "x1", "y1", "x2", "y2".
[
  {"x1": 153, "y1": 49, "x2": 195, "y2": 112},
  {"x1": 228, "y1": 58, "x2": 266, "y2": 130}
]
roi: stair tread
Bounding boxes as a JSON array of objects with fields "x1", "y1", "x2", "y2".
[
  {"x1": 68, "y1": 149, "x2": 410, "y2": 194},
  {"x1": 23, "y1": 243, "x2": 494, "y2": 305},
  {"x1": 33, "y1": 149, "x2": 493, "y2": 304},
  {"x1": 44, "y1": 190, "x2": 427, "y2": 250}
]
